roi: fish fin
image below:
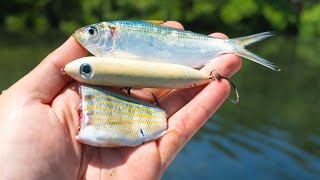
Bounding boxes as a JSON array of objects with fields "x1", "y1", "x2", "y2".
[
  {"x1": 144, "y1": 20, "x2": 165, "y2": 26},
  {"x1": 164, "y1": 129, "x2": 175, "y2": 136},
  {"x1": 233, "y1": 32, "x2": 281, "y2": 71},
  {"x1": 155, "y1": 129, "x2": 175, "y2": 139},
  {"x1": 233, "y1": 31, "x2": 276, "y2": 46}
]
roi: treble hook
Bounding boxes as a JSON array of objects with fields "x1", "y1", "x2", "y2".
[{"x1": 209, "y1": 69, "x2": 240, "y2": 104}]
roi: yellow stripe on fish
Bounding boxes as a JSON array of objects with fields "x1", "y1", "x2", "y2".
[
  {"x1": 88, "y1": 116, "x2": 165, "y2": 126},
  {"x1": 86, "y1": 95, "x2": 159, "y2": 113},
  {"x1": 85, "y1": 105, "x2": 165, "y2": 120},
  {"x1": 76, "y1": 85, "x2": 168, "y2": 147}
]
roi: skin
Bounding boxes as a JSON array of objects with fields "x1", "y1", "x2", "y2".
[{"x1": 0, "y1": 21, "x2": 241, "y2": 180}]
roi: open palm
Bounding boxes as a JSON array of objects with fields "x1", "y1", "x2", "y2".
[{"x1": 0, "y1": 22, "x2": 241, "y2": 180}]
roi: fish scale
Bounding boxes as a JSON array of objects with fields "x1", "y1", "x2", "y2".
[
  {"x1": 109, "y1": 20, "x2": 227, "y2": 66},
  {"x1": 74, "y1": 20, "x2": 280, "y2": 71},
  {"x1": 76, "y1": 85, "x2": 168, "y2": 147}
]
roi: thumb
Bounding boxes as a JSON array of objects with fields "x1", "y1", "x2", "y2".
[{"x1": 8, "y1": 36, "x2": 87, "y2": 103}]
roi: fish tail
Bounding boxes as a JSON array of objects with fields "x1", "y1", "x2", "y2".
[{"x1": 233, "y1": 32, "x2": 281, "y2": 71}]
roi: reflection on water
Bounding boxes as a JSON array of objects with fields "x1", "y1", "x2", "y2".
[
  {"x1": 1, "y1": 34, "x2": 319, "y2": 179},
  {"x1": 163, "y1": 36, "x2": 320, "y2": 179}
]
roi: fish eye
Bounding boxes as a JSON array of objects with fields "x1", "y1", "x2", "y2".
[
  {"x1": 80, "y1": 63, "x2": 92, "y2": 78},
  {"x1": 86, "y1": 26, "x2": 98, "y2": 37}
]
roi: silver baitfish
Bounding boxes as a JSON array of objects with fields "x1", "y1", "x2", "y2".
[
  {"x1": 73, "y1": 20, "x2": 280, "y2": 71},
  {"x1": 76, "y1": 85, "x2": 168, "y2": 147}
]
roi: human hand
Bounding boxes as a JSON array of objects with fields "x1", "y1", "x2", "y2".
[{"x1": 0, "y1": 21, "x2": 241, "y2": 180}]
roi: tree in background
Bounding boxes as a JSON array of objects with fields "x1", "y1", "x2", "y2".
[{"x1": 1, "y1": 0, "x2": 319, "y2": 38}]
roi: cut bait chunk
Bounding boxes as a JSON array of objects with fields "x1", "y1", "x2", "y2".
[{"x1": 77, "y1": 85, "x2": 167, "y2": 147}]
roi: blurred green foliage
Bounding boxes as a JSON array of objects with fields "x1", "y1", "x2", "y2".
[{"x1": 1, "y1": 0, "x2": 319, "y2": 37}]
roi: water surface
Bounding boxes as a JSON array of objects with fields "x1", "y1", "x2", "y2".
[{"x1": 1, "y1": 34, "x2": 319, "y2": 180}]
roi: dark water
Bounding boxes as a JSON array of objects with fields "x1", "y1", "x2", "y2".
[{"x1": 1, "y1": 34, "x2": 319, "y2": 179}]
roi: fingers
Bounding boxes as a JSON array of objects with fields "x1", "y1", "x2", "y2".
[
  {"x1": 157, "y1": 48, "x2": 242, "y2": 167},
  {"x1": 209, "y1": 32, "x2": 228, "y2": 39},
  {"x1": 160, "y1": 54, "x2": 241, "y2": 116},
  {"x1": 162, "y1": 21, "x2": 185, "y2": 30},
  {"x1": 201, "y1": 54, "x2": 242, "y2": 77},
  {"x1": 9, "y1": 36, "x2": 88, "y2": 103},
  {"x1": 158, "y1": 80, "x2": 233, "y2": 167},
  {"x1": 127, "y1": 88, "x2": 172, "y2": 103}
]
